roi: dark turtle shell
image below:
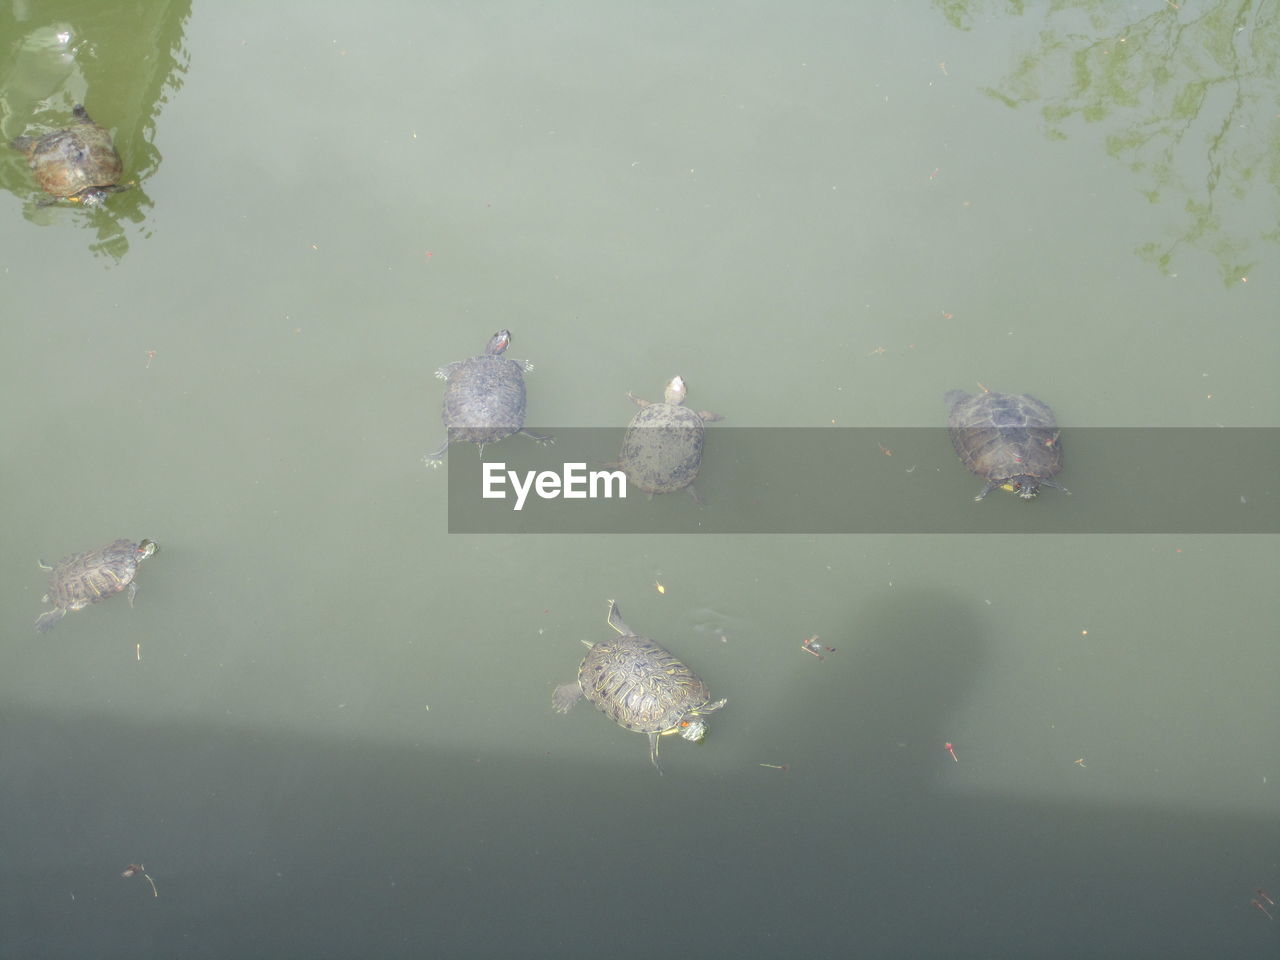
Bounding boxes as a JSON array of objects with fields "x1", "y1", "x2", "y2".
[
  {"x1": 425, "y1": 330, "x2": 550, "y2": 462},
  {"x1": 552, "y1": 600, "x2": 726, "y2": 771},
  {"x1": 10, "y1": 105, "x2": 124, "y2": 205},
  {"x1": 618, "y1": 376, "x2": 721, "y2": 496},
  {"x1": 945, "y1": 389, "x2": 1066, "y2": 500},
  {"x1": 36, "y1": 539, "x2": 157, "y2": 632}
]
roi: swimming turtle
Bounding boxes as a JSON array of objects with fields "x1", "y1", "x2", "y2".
[
  {"x1": 617, "y1": 376, "x2": 722, "y2": 500},
  {"x1": 552, "y1": 599, "x2": 727, "y2": 772},
  {"x1": 10, "y1": 104, "x2": 125, "y2": 206},
  {"x1": 424, "y1": 330, "x2": 551, "y2": 464},
  {"x1": 35, "y1": 539, "x2": 158, "y2": 632},
  {"x1": 945, "y1": 387, "x2": 1067, "y2": 500}
]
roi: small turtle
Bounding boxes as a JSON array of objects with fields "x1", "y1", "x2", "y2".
[
  {"x1": 35, "y1": 539, "x2": 158, "y2": 632},
  {"x1": 617, "y1": 375, "x2": 722, "y2": 500},
  {"x1": 424, "y1": 330, "x2": 551, "y2": 464},
  {"x1": 945, "y1": 387, "x2": 1067, "y2": 500},
  {"x1": 10, "y1": 104, "x2": 126, "y2": 206},
  {"x1": 553, "y1": 599, "x2": 727, "y2": 772}
]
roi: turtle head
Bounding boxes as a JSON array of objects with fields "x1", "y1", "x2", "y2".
[
  {"x1": 677, "y1": 697, "x2": 727, "y2": 742},
  {"x1": 486, "y1": 330, "x2": 512, "y2": 355},
  {"x1": 1009, "y1": 476, "x2": 1068, "y2": 499},
  {"x1": 136, "y1": 539, "x2": 159, "y2": 560},
  {"x1": 677, "y1": 715, "x2": 709, "y2": 743},
  {"x1": 663, "y1": 375, "x2": 688, "y2": 405},
  {"x1": 1005, "y1": 478, "x2": 1040, "y2": 500},
  {"x1": 70, "y1": 185, "x2": 123, "y2": 208}
]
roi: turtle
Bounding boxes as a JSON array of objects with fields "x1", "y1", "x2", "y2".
[
  {"x1": 617, "y1": 375, "x2": 722, "y2": 500},
  {"x1": 10, "y1": 104, "x2": 126, "y2": 207},
  {"x1": 424, "y1": 330, "x2": 551, "y2": 464},
  {"x1": 552, "y1": 599, "x2": 727, "y2": 772},
  {"x1": 35, "y1": 539, "x2": 158, "y2": 632},
  {"x1": 945, "y1": 387, "x2": 1067, "y2": 500}
]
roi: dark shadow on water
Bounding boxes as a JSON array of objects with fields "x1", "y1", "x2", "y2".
[{"x1": 1, "y1": 588, "x2": 1273, "y2": 958}]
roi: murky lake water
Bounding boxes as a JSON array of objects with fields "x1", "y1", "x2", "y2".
[{"x1": 2, "y1": 2, "x2": 1277, "y2": 956}]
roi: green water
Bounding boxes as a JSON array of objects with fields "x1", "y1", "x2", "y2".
[{"x1": 2, "y1": 2, "x2": 1277, "y2": 956}]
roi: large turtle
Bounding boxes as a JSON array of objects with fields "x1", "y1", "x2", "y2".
[
  {"x1": 552, "y1": 599, "x2": 727, "y2": 772},
  {"x1": 35, "y1": 539, "x2": 158, "y2": 632},
  {"x1": 10, "y1": 104, "x2": 126, "y2": 206},
  {"x1": 945, "y1": 387, "x2": 1067, "y2": 500},
  {"x1": 424, "y1": 330, "x2": 551, "y2": 464},
  {"x1": 617, "y1": 375, "x2": 722, "y2": 500}
]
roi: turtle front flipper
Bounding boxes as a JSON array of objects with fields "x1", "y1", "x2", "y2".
[
  {"x1": 519, "y1": 428, "x2": 554, "y2": 445},
  {"x1": 423, "y1": 438, "x2": 449, "y2": 466},
  {"x1": 974, "y1": 479, "x2": 1000, "y2": 501},
  {"x1": 1036, "y1": 477, "x2": 1070, "y2": 496},
  {"x1": 647, "y1": 732, "x2": 664, "y2": 775},
  {"x1": 606, "y1": 599, "x2": 634, "y2": 637},
  {"x1": 35, "y1": 608, "x2": 65, "y2": 633}
]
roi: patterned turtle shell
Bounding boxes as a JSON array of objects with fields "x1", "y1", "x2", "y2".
[
  {"x1": 552, "y1": 600, "x2": 726, "y2": 771},
  {"x1": 36, "y1": 539, "x2": 157, "y2": 632}
]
